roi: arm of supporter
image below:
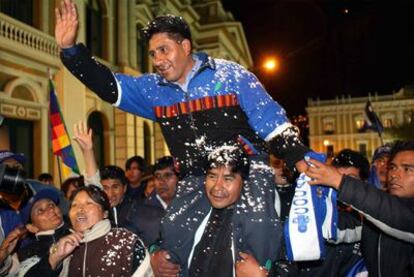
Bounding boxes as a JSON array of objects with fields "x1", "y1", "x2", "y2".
[
  {"x1": 0, "y1": 226, "x2": 26, "y2": 275},
  {"x1": 337, "y1": 175, "x2": 414, "y2": 243},
  {"x1": 73, "y1": 121, "x2": 101, "y2": 188},
  {"x1": 307, "y1": 159, "x2": 414, "y2": 243},
  {"x1": 60, "y1": 44, "x2": 156, "y2": 120},
  {"x1": 236, "y1": 67, "x2": 309, "y2": 170}
]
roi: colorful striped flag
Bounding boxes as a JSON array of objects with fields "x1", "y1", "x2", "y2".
[{"x1": 49, "y1": 80, "x2": 79, "y2": 174}]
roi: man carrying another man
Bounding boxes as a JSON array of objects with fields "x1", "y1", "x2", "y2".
[{"x1": 56, "y1": 0, "x2": 310, "y2": 273}]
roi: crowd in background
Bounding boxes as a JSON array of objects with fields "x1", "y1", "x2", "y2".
[{"x1": 1, "y1": 138, "x2": 413, "y2": 276}]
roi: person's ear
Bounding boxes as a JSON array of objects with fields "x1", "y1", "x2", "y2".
[
  {"x1": 26, "y1": 223, "x2": 39, "y2": 234},
  {"x1": 181, "y1": 39, "x2": 192, "y2": 55}
]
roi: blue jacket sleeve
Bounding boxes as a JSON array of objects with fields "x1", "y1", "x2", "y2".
[
  {"x1": 60, "y1": 43, "x2": 156, "y2": 120},
  {"x1": 113, "y1": 74, "x2": 157, "y2": 121},
  {"x1": 234, "y1": 64, "x2": 309, "y2": 168}
]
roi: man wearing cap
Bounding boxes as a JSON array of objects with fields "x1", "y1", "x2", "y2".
[
  {"x1": 0, "y1": 150, "x2": 26, "y2": 170},
  {"x1": 370, "y1": 144, "x2": 393, "y2": 190},
  {"x1": 0, "y1": 188, "x2": 70, "y2": 276},
  {"x1": 0, "y1": 163, "x2": 67, "y2": 273}
]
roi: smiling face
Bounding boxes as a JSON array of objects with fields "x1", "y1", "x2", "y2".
[
  {"x1": 69, "y1": 191, "x2": 107, "y2": 232},
  {"x1": 205, "y1": 166, "x2": 243, "y2": 209},
  {"x1": 148, "y1": 33, "x2": 194, "y2": 84},
  {"x1": 30, "y1": 199, "x2": 63, "y2": 232},
  {"x1": 387, "y1": 150, "x2": 414, "y2": 198},
  {"x1": 101, "y1": 178, "x2": 126, "y2": 208}
]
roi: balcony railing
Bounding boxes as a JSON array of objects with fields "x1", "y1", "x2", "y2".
[{"x1": 0, "y1": 12, "x2": 59, "y2": 57}]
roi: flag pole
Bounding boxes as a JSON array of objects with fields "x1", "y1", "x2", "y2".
[
  {"x1": 49, "y1": 68, "x2": 63, "y2": 186},
  {"x1": 56, "y1": 155, "x2": 63, "y2": 186}
]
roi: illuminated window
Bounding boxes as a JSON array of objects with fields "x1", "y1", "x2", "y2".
[
  {"x1": 382, "y1": 113, "x2": 395, "y2": 128},
  {"x1": 383, "y1": 118, "x2": 393, "y2": 128},
  {"x1": 86, "y1": 0, "x2": 103, "y2": 57},
  {"x1": 322, "y1": 117, "x2": 335, "y2": 134},
  {"x1": 355, "y1": 119, "x2": 365, "y2": 130}
]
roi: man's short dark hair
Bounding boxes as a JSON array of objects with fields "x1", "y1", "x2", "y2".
[
  {"x1": 100, "y1": 165, "x2": 127, "y2": 186},
  {"x1": 38, "y1": 173, "x2": 53, "y2": 183},
  {"x1": 331, "y1": 149, "x2": 370, "y2": 180},
  {"x1": 142, "y1": 14, "x2": 192, "y2": 46},
  {"x1": 61, "y1": 176, "x2": 84, "y2": 196},
  {"x1": 154, "y1": 156, "x2": 178, "y2": 175},
  {"x1": 125, "y1": 156, "x2": 146, "y2": 172},
  {"x1": 389, "y1": 141, "x2": 414, "y2": 161},
  {"x1": 205, "y1": 146, "x2": 250, "y2": 180}
]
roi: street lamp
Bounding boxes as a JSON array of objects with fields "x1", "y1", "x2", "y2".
[{"x1": 262, "y1": 57, "x2": 280, "y2": 73}]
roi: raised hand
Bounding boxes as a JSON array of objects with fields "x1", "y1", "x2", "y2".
[
  {"x1": 236, "y1": 252, "x2": 268, "y2": 277},
  {"x1": 73, "y1": 121, "x2": 93, "y2": 152},
  {"x1": 73, "y1": 121, "x2": 99, "y2": 185},
  {"x1": 305, "y1": 158, "x2": 343, "y2": 189},
  {"x1": 0, "y1": 226, "x2": 27, "y2": 263},
  {"x1": 55, "y1": 0, "x2": 79, "y2": 49},
  {"x1": 49, "y1": 231, "x2": 83, "y2": 269}
]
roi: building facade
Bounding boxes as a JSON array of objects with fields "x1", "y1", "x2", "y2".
[
  {"x1": 307, "y1": 87, "x2": 414, "y2": 159},
  {"x1": 0, "y1": 0, "x2": 252, "y2": 179}
]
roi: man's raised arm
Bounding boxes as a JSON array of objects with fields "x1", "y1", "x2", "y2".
[{"x1": 55, "y1": 0, "x2": 119, "y2": 104}]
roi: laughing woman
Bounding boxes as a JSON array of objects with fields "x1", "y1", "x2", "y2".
[{"x1": 25, "y1": 185, "x2": 152, "y2": 276}]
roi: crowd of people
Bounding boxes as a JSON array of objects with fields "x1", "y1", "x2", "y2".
[{"x1": 0, "y1": 0, "x2": 413, "y2": 276}]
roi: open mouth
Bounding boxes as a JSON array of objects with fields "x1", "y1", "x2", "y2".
[
  {"x1": 76, "y1": 215, "x2": 88, "y2": 222},
  {"x1": 157, "y1": 187, "x2": 169, "y2": 194}
]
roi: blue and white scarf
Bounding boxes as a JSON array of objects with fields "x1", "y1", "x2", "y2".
[{"x1": 284, "y1": 152, "x2": 338, "y2": 261}]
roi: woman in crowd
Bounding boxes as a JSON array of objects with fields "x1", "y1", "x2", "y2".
[
  {"x1": 60, "y1": 176, "x2": 84, "y2": 200},
  {"x1": 26, "y1": 185, "x2": 151, "y2": 276}
]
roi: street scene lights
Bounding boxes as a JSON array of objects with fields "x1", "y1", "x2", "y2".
[{"x1": 262, "y1": 57, "x2": 280, "y2": 73}]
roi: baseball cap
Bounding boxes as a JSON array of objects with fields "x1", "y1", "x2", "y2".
[
  {"x1": 372, "y1": 144, "x2": 392, "y2": 162},
  {"x1": 21, "y1": 189, "x2": 60, "y2": 224},
  {"x1": 0, "y1": 150, "x2": 26, "y2": 164}
]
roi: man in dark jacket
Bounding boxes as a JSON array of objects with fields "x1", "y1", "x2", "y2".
[
  {"x1": 100, "y1": 165, "x2": 165, "y2": 246},
  {"x1": 306, "y1": 140, "x2": 414, "y2": 276},
  {"x1": 145, "y1": 156, "x2": 179, "y2": 210},
  {"x1": 153, "y1": 146, "x2": 272, "y2": 276},
  {"x1": 55, "y1": 1, "x2": 310, "y2": 271}
]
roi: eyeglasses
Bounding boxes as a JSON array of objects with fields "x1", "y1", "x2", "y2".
[{"x1": 154, "y1": 172, "x2": 176, "y2": 181}]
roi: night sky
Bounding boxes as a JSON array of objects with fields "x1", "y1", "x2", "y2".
[{"x1": 221, "y1": 0, "x2": 414, "y2": 116}]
